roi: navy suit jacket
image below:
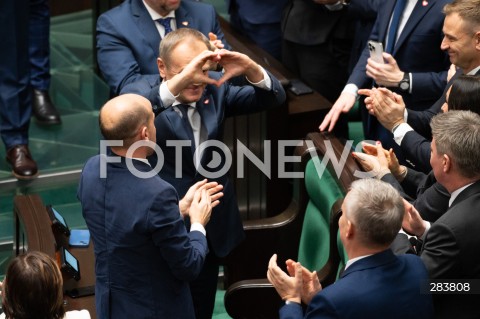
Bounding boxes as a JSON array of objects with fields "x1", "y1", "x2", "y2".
[
  {"x1": 279, "y1": 250, "x2": 433, "y2": 319},
  {"x1": 78, "y1": 155, "x2": 208, "y2": 319},
  {"x1": 349, "y1": 0, "x2": 450, "y2": 112},
  {"x1": 144, "y1": 71, "x2": 286, "y2": 257},
  {"x1": 96, "y1": 0, "x2": 228, "y2": 95}
]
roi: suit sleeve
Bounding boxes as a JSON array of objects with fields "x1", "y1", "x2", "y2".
[
  {"x1": 421, "y1": 222, "x2": 461, "y2": 279},
  {"x1": 224, "y1": 71, "x2": 286, "y2": 117},
  {"x1": 413, "y1": 180, "x2": 450, "y2": 223},
  {"x1": 400, "y1": 131, "x2": 432, "y2": 173},
  {"x1": 406, "y1": 95, "x2": 443, "y2": 139},
  {"x1": 148, "y1": 187, "x2": 208, "y2": 281},
  {"x1": 97, "y1": 13, "x2": 160, "y2": 95}
]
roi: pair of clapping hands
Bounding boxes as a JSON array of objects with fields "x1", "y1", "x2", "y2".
[
  {"x1": 353, "y1": 142, "x2": 427, "y2": 238},
  {"x1": 179, "y1": 179, "x2": 224, "y2": 226}
]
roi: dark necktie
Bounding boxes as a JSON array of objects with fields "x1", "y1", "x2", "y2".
[
  {"x1": 177, "y1": 104, "x2": 201, "y2": 145},
  {"x1": 385, "y1": 0, "x2": 407, "y2": 53},
  {"x1": 157, "y1": 17, "x2": 173, "y2": 36}
]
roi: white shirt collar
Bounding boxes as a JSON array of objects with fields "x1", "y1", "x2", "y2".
[
  {"x1": 344, "y1": 254, "x2": 372, "y2": 270},
  {"x1": 132, "y1": 157, "x2": 151, "y2": 166},
  {"x1": 467, "y1": 65, "x2": 480, "y2": 75},
  {"x1": 142, "y1": 0, "x2": 176, "y2": 20},
  {"x1": 448, "y1": 183, "x2": 473, "y2": 207}
]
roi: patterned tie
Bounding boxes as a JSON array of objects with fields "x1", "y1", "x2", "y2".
[
  {"x1": 385, "y1": 0, "x2": 407, "y2": 53},
  {"x1": 157, "y1": 17, "x2": 173, "y2": 36}
]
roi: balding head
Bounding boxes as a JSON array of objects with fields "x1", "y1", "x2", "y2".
[{"x1": 99, "y1": 94, "x2": 154, "y2": 150}]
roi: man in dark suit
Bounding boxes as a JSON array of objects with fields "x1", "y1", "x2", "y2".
[
  {"x1": 128, "y1": 28, "x2": 286, "y2": 318},
  {"x1": 360, "y1": 0, "x2": 480, "y2": 172},
  {"x1": 268, "y1": 178, "x2": 434, "y2": 319},
  {"x1": 0, "y1": 0, "x2": 38, "y2": 180},
  {"x1": 78, "y1": 93, "x2": 224, "y2": 319},
  {"x1": 320, "y1": 0, "x2": 450, "y2": 146},
  {"x1": 400, "y1": 111, "x2": 480, "y2": 318},
  {"x1": 96, "y1": 0, "x2": 229, "y2": 96}
]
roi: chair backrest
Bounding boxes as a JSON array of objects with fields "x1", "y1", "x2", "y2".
[
  {"x1": 297, "y1": 158, "x2": 345, "y2": 271},
  {"x1": 298, "y1": 132, "x2": 362, "y2": 273}
]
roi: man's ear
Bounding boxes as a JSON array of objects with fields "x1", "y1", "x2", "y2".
[
  {"x1": 140, "y1": 126, "x2": 148, "y2": 140},
  {"x1": 475, "y1": 31, "x2": 480, "y2": 49},
  {"x1": 443, "y1": 154, "x2": 451, "y2": 173},
  {"x1": 345, "y1": 220, "x2": 354, "y2": 239},
  {"x1": 157, "y1": 57, "x2": 167, "y2": 80}
]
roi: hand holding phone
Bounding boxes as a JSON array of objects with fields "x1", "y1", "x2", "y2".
[{"x1": 368, "y1": 40, "x2": 384, "y2": 64}]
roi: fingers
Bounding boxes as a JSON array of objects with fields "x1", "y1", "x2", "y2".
[
  {"x1": 357, "y1": 89, "x2": 372, "y2": 97},
  {"x1": 208, "y1": 32, "x2": 217, "y2": 41},
  {"x1": 362, "y1": 142, "x2": 377, "y2": 155}
]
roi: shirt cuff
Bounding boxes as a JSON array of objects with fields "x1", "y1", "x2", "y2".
[
  {"x1": 325, "y1": 1, "x2": 344, "y2": 10},
  {"x1": 419, "y1": 221, "x2": 431, "y2": 241},
  {"x1": 190, "y1": 222, "x2": 206, "y2": 236},
  {"x1": 393, "y1": 123, "x2": 414, "y2": 146},
  {"x1": 343, "y1": 83, "x2": 359, "y2": 97},
  {"x1": 408, "y1": 73, "x2": 413, "y2": 94},
  {"x1": 159, "y1": 81, "x2": 177, "y2": 107},
  {"x1": 404, "y1": 109, "x2": 408, "y2": 122},
  {"x1": 246, "y1": 66, "x2": 272, "y2": 90}
]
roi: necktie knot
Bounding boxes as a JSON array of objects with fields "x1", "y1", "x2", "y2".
[{"x1": 157, "y1": 17, "x2": 173, "y2": 36}]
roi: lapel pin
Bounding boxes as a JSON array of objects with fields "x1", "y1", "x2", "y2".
[
  {"x1": 182, "y1": 21, "x2": 189, "y2": 26},
  {"x1": 422, "y1": 0, "x2": 428, "y2": 6},
  {"x1": 204, "y1": 99, "x2": 209, "y2": 104}
]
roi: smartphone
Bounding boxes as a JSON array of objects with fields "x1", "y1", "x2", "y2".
[
  {"x1": 368, "y1": 40, "x2": 384, "y2": 64},
  {"x1": 69, "y1": 229, "x2": 90, "y2": 248},
  {"x1": 289, "y1": 79, "x2": 314, "y2": 96},
  {"x1": 47, "y1": 205, "x2": 70, "y2": 236},
  {"x1": 59, "y1": 246, "x2": 81, "y2": 281},
  {"x1": 65, "y1": 285, "x2": 95, "y2": 298}
]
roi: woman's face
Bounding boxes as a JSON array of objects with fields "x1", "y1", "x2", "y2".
[{"x1": 441, "y1": 87, "x2": 452, "y2": 113}]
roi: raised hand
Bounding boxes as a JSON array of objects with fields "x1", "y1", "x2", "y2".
[
  {"x1": 402, "y1": 199, "x2": 427, "y2": 237},
  {"x1": 285, "y1": 259, "x2": 321, "y2": 304},
  {"x1": 366, "y1": 53, "x2": 404, "y2": 87},
  {"x1": 267, "y1": 254, "x2": 302, "y2": 304},
  {"x1": 319, "y1": 92, "x2": 356, "y2": 132},
  {"x1": 189, "y1": 188, "x2": 212, "y2": 226},
  {"x1": 208, "y1": 32, "x2": 225, "y2": 50},
  {"x1": 215, "y1": 49, "x2": 264, "y2": 86}
]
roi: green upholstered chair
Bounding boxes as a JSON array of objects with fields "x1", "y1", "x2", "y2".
[{"x1": 297, "y1": 158, "x2": 345, "y2": 272}]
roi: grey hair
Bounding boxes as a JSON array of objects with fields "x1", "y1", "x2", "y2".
[
  {"x1": 344, "y1": 179, "x2": 404, "y2": 247},
  {"x1": 444, "y1": 0, "x2": 480, "y2": 32},
  {"x1": 431, "y1": 110, "x2": 480, "y2": 178}
]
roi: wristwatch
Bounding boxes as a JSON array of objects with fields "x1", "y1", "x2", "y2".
[{"x1": 398, "y1": 73, "x2": 410, "y2": 92}]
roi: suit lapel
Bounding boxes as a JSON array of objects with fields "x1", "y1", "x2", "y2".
[
  {"x1": 175, "y1": 3, "x2": 194, "y2": 30},
  {"x1": 450, "y1": 181, "x2": 480, "y2": 208},
  {"x1": 393, "y1": 0, "x2": 433, "y2": 55},
  {"x1": 196, "y1": 91, "x2": 218, "y2": 142},
  {"x1": 131, "y1": 0, "x2": 161, "y2": 57},
  {"x1": 164, "y1": 107, "x2": 195, "y2": 155},
  {"x1": 378, "y1": 0, "x2": 397, "y2": 42}
]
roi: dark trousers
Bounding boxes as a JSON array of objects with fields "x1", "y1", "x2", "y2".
[
  {"x1": 0, "y1": 0, "x2": 31, "y2": 149},
  {"x1": 29, "y1": 0, "x2": 51, "y2": 91},
  {"x1": 189, "y1": 251, "x2": 220, "y2": 319}
]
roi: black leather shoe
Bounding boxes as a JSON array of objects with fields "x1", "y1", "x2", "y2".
[
  {"x1": 32, "y1": 89, "x2": 61, "y2": 125},
  {"x1": 6, "y1": 145, "x2": 39, "y2": 180}
]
